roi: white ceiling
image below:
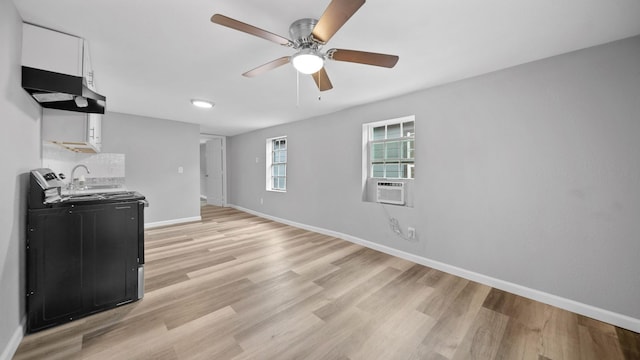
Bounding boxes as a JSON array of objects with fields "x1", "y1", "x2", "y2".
[{"x1": 13, "y1": 0, "x2": 640, "y2": 136}]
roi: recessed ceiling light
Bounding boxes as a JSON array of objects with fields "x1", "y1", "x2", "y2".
[{"x1": 191, "y1": 99, "x2": 214, "y2": 109}]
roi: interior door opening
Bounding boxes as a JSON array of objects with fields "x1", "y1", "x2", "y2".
[{"x1": 200, "y1": 135, "x2": 226, "y2": 207}]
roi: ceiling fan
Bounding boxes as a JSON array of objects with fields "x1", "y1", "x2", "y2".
[{"x1": 211, "y1": 0, "x2": 399, "y2": 91}]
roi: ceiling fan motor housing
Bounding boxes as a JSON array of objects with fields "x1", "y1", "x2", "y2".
[{"x1": 289, "y1": 18, "x2": 319, "y2": 49}]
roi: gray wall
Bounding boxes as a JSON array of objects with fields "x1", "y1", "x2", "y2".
[
  {"x1": 228, "y1": 36, "x2": 640, "y2": 321},
  {"x1": 0, "y1": 0, "x2": 42, "y2": 357},
  {"x1": 101, "y1": 112, "x2": 201, "y2": 224}
]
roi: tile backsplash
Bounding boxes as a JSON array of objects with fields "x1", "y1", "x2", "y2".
[{"x1": 42, "y1": 142, "x2": 126, "y2": 187}]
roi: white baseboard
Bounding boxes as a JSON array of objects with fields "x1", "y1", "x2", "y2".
[
  {"x1": 230, "y1": 204, "x2": 640, "y2": 333},
  {"x1": 0, "y1": 318, "x2": 24, "y2": 360},
  {"x1": 145, "y1": 216, "x2": 202, "y2": 229}
]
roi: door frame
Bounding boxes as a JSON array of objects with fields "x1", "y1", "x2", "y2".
[{"x1": 200, "y1": 133, "x2": 227, "y2": 207}]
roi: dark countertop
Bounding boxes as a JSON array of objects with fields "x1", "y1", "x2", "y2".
[{"x1": 36, "y1": 191, "x2": 146, "y2": 208}]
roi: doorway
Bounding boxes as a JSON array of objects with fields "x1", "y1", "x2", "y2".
[{"x1": 200, "y1": 135, "x2": 226, "y2": 207}]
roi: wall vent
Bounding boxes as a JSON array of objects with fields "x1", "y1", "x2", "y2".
[{"x1": 376, "y1": 181, "x2": 405, "y2": 205}]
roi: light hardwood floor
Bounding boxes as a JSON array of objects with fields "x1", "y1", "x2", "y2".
[{"x1": 13, "y1": 205, "x2": 640, "y2": 359}]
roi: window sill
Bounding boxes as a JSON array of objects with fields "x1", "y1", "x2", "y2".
[
  {"x1": 368, "y1": 177, "x2": 414, "y2": 181},
  {"x1": 266, "y1": 189, "x2": 286, "y2": 193}
]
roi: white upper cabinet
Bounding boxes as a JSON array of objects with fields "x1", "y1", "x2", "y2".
[
  {"x1": 88, "y1": 113, "x2": 102, "y2": 150},
  {"x1": 21, "y1": 23, "x2": 83, "y2": 76},
  {"x1": 41, "y1": 108, "x2": 86, "y2": 142},
  {"x1": 26, "y1": 24, "x2": 104, "y2": 153},
  {"x1": 82, "y1": 40, "x2": 96, "y2": 90},
  {"x1": 42, "y1": 109, "x2": 103, "y2": 153}
]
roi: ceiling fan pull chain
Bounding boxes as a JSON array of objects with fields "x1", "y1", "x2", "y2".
[
  {"x1": 318, "y1": 72, "x2": 322, "y2": 101},
  {"x1": 296, "y1": 69, "x2": 300, "y2": 107}
]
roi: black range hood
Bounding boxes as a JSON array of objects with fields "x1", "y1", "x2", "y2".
[{"x1": 22, "y1": 66, "x2": 106, "y2": 114}]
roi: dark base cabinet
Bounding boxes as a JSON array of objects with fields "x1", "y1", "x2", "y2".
[{"x1": 27, "y1": 201, "x2": 141, "y2": 333}]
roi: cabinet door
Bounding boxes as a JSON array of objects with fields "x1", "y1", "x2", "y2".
[
  {"x1": 87, "y1": 113, "x2": 102, "y2": 151},
  {"x1": 42, "y1": 108, "x2": 87, "y2": 143},
  {"x1": 76, "y1": 202, "x2": 139, "y2": 310},
  {"x1": 83, "y1": 40, "x2": 96, "y2": 90},
  {"x1": 27, "y1": 208, "x2": 84, "y2": 332},
  {"x1": 22, "y1": 23, "x2": 83, "y2": 76},
  {"x1": 27, "y1": 202, "x2": 140, "y2": 333}
]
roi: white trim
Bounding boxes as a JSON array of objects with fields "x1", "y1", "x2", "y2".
[
  {"x1": 202, "y1": 135, "x2": 228, "y2": 207},
  {"x1": 365, "y1": 114, "x2": 416, "y2": 129},
  {"x1": 0, "y1": 318, "x2": 24, "y2": 360},
  {"x1": 229, "y1": 204, "x2": 640, "y2": 333},
  {"x1": 266, "y1": 136, "x2": 287, "y2": 192},
  {"x1": 144, "y1": 216, "x2": 202, "y2": 229},
  {"x1": 199, "y1": 132, "x2": 224, "y2": 143}
]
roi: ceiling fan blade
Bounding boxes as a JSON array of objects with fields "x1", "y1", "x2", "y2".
[
  {"x1": 211, "y1": 14, "x2": 292, "y2": 47},
  {"x1": 311, "y1": 0, "x2": 366, "y2": 44},
  {"x1": 328, "y1": 49, "x2": 399, "y2": 68},
  {"x1": 242, "y1": 56, "x2": 291, "y2": 77},
  {"x1": 311, "y1": 67, "x2": 333, "y2": 92}
]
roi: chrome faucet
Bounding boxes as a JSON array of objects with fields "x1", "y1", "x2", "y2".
[{"x1": 69, "y1": 164, "x2": 90, "y2": 190}]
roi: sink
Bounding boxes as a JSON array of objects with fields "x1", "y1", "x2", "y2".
[{"x1": 86, "y1": 184, "x2": 123, "y2": 190}]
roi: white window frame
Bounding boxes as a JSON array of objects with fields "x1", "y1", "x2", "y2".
[
  {"x1": 363, "y1": 115, "x2": 415, "y2": 180},
  {"x1": 266, "y1": 136, "x2": 287, "y2": 192}
]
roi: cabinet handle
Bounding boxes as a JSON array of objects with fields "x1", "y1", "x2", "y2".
[{"x1": 115, "y1": 206, "x2": 132, "y2": 210}]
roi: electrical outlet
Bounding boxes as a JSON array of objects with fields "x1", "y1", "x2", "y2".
[
  {"x1": 408, "y1": 227, "x2": 416, "y2": 239},
  {"x1": 260, "y1": 197, "x2": 263, "y2": 205}
]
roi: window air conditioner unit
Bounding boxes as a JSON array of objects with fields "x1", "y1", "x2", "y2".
[{"x1": 376, "y1": 181, "x2": 405, "y2": 205}]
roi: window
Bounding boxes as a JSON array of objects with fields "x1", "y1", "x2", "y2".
[
  {"x1": 266, "y1": 136, "x2": 287, "y2": 191},
  {"x1": 367, "y1": 116, "x2": 415, "y2": 179}
]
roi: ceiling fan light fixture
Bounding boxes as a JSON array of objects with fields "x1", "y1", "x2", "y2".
[
  {"x1": 191, "y1": 99, "x2": 214, "y2": 109},
  {"x1": 292, "y1": 49, "x2": 324, "y2": 74}
]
